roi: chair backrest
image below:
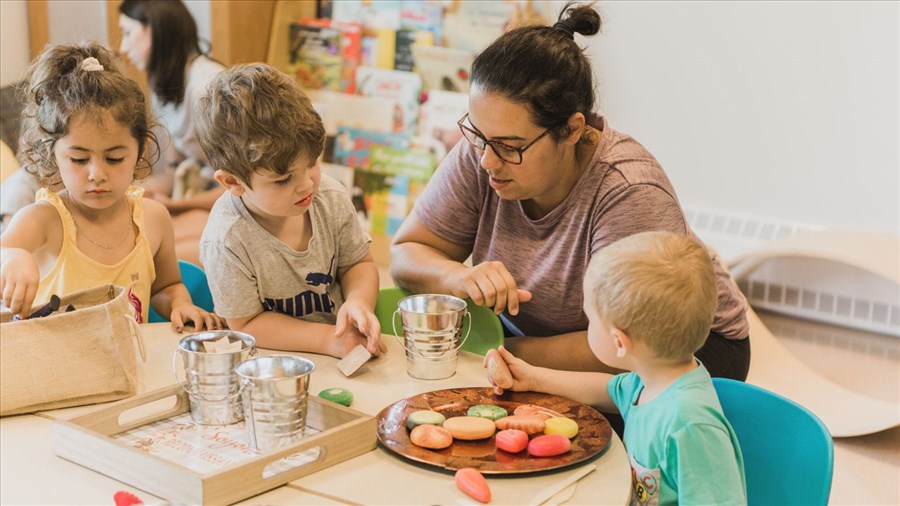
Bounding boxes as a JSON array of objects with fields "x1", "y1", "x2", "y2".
[
  {"x1": 148, "y1": 260, "x2": 214, "y2": 323},
  {"x1": 712, "y1": 378, "x2": 834, "y2": 506},
  {"x1": 374, "y1": 287, "x2": 503, "y2": 356}
]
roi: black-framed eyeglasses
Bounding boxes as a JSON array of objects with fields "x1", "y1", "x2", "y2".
[{"x1": 457, "y1": 113, "x2": 552, "y2": 165}]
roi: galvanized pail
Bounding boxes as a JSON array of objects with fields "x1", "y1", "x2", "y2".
[
  {"x1": 235, "y1": 355, "x2": 315, "y2": 453},
  {"x1": 392, "y1": 294, "x2": 471, "y2": 380},
  {"x1": 173, "y1": 330, "x2": 257, "y2": 425}
]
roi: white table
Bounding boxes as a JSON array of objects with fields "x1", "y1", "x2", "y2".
[{"x1": 0, "y1": 323, "x2": 631, "y2": 505}]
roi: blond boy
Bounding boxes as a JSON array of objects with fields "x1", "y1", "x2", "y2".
[
  {"x1": 488, "y1": 231, "x2": 746, "y2": 505},
  {"x1": 196, "y1": 64, "x2": 385, "y2": 357}
]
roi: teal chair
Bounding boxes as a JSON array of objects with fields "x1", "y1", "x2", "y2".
[
  {"x1": 375, "y1": 287, "x2": 503, "y2": 356},
  {"x1": 713, "y1": 378, "x2": 833, "y2": 506},
  {"x1": 148, "y1": 260, "x2": 215, "y2": 322}
]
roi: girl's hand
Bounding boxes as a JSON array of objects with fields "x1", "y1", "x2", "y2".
[
  {"x1": 449, "y1": 261, "x2": 533, "y2": 316},
  {"x1": 0, "y1": 248, "x2": 41, "y2": 318},
  {"x1": 169, "y1": 304, "x2": 226, "y2": 332},
  {"x1": 335, "y1": 300, "x2": 386, "y2": 356},
  {"x1": 483, "y1": 345, "x2": 535, "y2": 394}
]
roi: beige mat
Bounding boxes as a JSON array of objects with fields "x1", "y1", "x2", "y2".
[{"x1": 728, "y1": 229, "x2": 900, "y2": 437}]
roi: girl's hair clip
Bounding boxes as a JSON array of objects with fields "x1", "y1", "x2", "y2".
[{"x1": 81, "y1": 57, "x2": 104, "y2": 72}]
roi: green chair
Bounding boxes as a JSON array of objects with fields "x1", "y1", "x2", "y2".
[
  {"x1": 148, "y1": 260, "x2": 215, "y2": 323},
  {"x1": 713, "y1": 378, "x2": 834, "y2": 506},
  {"x1": 375, "y1": 286, "x2": 503, "y2": 356}
]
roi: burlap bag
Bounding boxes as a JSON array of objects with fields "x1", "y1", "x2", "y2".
[{"x1": 0, "y1": 284, "x2": 146, "y2": 416}]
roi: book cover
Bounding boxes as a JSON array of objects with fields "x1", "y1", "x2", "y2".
[
  {"x1": 355, "y1": 67, "x2": 422, "y2": 137},
  {"x1": 394, "y1": 29, "x2": 434, "y2": 72},
  {"x1": 331, "y1": 0, "x2": 401, "y2": 30},
  {"x1": 442, "y1": 2, "x2": 514, "y2": 52},
  {"x1": 292, "y1": 18, "x2": 362, "y2": 93},
  {"x1": 417, "y1": 89, "x2": 468, "y2": 154},
  {"x1": 400, "y1": 1, "x2": 444, "y2": 41},
  {"x1": 288, "y1": 22, "x2": 342, "y2": 91},
  {"x1": 307, "y1": 89, "x2": 397, "y2": 135},
  {"x1": 333, "y1": 127, "x2": 410, "y2": 170},
  {"x1": 369, "y1": 145, "x2": 437, "y2": 235},
  {"x1": 410, "y1": 44, "x2": 474, "y2": 94}
]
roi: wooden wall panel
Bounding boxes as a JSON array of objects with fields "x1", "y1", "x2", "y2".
[{"x1": 27, "y1": 0, "x2": 49, "y2": 60}]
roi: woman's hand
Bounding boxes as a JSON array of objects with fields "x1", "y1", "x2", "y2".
[
  {"x1": 0, "y1": 248, "x2": 41, "y2": 318},
  {"x1": 335, "y1": 299, "x2": 386, "y2": 356},
  {"x1": 449, "y1": 261, "x2": 532, "y2": 315},
  {"x1": 170, "y1": 303, "x2": 226, "y2": 332}
]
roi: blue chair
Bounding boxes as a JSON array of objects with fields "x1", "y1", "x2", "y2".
[
  {"x1": 713, "y1": 378, "x2": 834, "y2": 506},
  {"x1": 375, "y1": 287, "x2": 503, "y2": 356},
  {"x1": 148, "y1": 260, "x2": 215, "y2": 322}
]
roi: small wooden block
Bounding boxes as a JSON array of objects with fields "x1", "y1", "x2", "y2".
[{"x1": 337, "y1": 344, "x2": 372, "y2": 376}]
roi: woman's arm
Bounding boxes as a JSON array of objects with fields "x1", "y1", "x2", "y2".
[{"x1": 391, "y1": 213, "x2": 531, "y2": 315}]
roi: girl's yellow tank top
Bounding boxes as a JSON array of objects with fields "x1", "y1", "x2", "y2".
[{"x1": 35, "y1": 187, "x2": 156, "y2": 322}]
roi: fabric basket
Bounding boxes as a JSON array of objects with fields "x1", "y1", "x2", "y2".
[{"x1": 0, "y1": 284, "x2": 146, "y2": 416}]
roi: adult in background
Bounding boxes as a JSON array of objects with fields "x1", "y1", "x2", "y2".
[
  {"x1": 390, "y1": 2, "x2": 750, "y2": 380},
  {"x1": 118, "y1": 0, "x2": 225, "y2": 266}
]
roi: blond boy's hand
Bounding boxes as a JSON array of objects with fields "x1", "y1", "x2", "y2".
[
  {"x1": 483, "y1": 345, "x2": 535, "y2": 394},
  {"x1": 170, "y1": 304, "x2": 226, "y2": 332},
  {"x1": 335, "y1": 300, "x2": 386, "y2": 356},
  {"x1": 0, "y1": 248, "x2": 41, "y2": 318}
]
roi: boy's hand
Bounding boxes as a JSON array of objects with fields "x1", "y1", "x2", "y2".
[
  {"x1": 483, "y1": 345, "x2": 535, "y2": 394},
  {"x1": 170, "y1": 304, "x2": 226, "y2": 332},
  {"x1": 0, "y1": 248, "x2": 41, "y2": 318},
  {"x1": 335, "y1": 300, "x2": 386, "y2": 356}
]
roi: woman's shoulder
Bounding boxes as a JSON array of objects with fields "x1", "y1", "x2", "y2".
[{"x1": 188, "y1": 55, "x2": 226, "y2": 81}]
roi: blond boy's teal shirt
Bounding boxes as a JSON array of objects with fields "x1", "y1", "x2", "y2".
[{"x1": 609, "y1": 362, "x2": 747, "y2": 505}]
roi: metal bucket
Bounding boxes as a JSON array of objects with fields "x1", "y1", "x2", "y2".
[
  {"x1": 235, "y1": 355, "x2": 315, "y2": 453},
  {"x1": 173, "y1": 330, "x2": 257, "y2": 425},
  {"x1": 393, "y1": 294, "x2": 471, "y2": 380}
]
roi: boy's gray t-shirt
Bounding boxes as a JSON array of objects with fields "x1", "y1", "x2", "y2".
[
  {"x1": 413, "y1": 118, "x2": 749, "y2": 339},
  {"x1": 200, "y1": 174, "x2": 370, "y2": 322}
]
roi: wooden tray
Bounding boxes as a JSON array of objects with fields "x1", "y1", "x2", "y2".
[
  {"x1": 377, "y1": 387, "x2": 612, "y2": 474},
  {"x1": 52, "y1": 384, "x2": 375, "y2": 505}
]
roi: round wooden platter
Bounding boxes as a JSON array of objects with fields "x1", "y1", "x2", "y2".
[{"x1": 376, "y1": 387, "x2": 612, "y2": 474}]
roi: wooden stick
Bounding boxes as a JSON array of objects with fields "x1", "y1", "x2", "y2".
[{"x1": 529, "y1": 464, "x2": 597, "y2": 506}]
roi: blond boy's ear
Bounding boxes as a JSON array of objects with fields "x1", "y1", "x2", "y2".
[
  {"x1": 214, "y1": 169, "x2": 246, "y2": 196},
  {"x1": 611, "y1": 327, "x2": 631, "y2": 358}
]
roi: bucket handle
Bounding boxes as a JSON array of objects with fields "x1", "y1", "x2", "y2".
[
  {"x1": 392, "y1": 309, "x2": 472, "y2": 358},
  {"x1": 172, "y1": 346, "x2": 258, "y2": 402},
  {"x1": 241, "y1": 377, "x2": 259, "y2": 451}
]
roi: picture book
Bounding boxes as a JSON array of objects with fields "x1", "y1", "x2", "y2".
[
  {"x1": 355, "y1": 67, "x2": 422, "y2": 137},
  {"x1": 333, "y1": 127, "x2": 410, "y2": 170},
  {"x1": 399, "y1": 1, "x2": 444, "y2": 41},
  {"x1": 394, "y1": 29, "x2": 434, "y2": 72},
  {"x1": 288, "y1": 22, "x2": 342, "y2": 91},
  {"x1": 442, "y1": 2, "x2": 514, "y2": 52},
  {"x1": 290, "y1": 18, "x2": 361, "y2": 93},
  {"x1": 417, "y1": 89, "x2": 468, "y2": 153},
  {"x1": 410, "y1": 44, "x2": 475, "y2": 94},
  {"x1": 331, "y1": 0, "x2": 402, "y2": 30},
  {"x1": 307, "y1": 89, "x2": 397, "y2": 135}
]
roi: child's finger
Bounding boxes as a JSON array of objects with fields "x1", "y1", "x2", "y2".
[
  {"x1": 497, "y1": 345, "x2": 516, "y2": 363},
  {"x1": 333, "y1": 313, "x2": 348, "y2": 337},
  {"x1": 170, "y1": 311, "x2": 185, "y2": 332}
]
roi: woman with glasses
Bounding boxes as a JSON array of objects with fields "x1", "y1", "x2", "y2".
[
  {"x1": 390, "y1": 2, "x2": 750, "y2": 380},
  {"x1": 118, "y1": 0, "x2": 225, "y2": 266}
]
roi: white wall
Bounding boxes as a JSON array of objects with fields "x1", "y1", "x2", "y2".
[
  {"x1": 0, "y1": 0, "x2": 31, "y2": 86},
  {"x1": 46, "y1": 1, "x2": 108, "y2": 48},
  {"x1": 586, "y1": 1, "x2": 899, "y2": 236}
]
